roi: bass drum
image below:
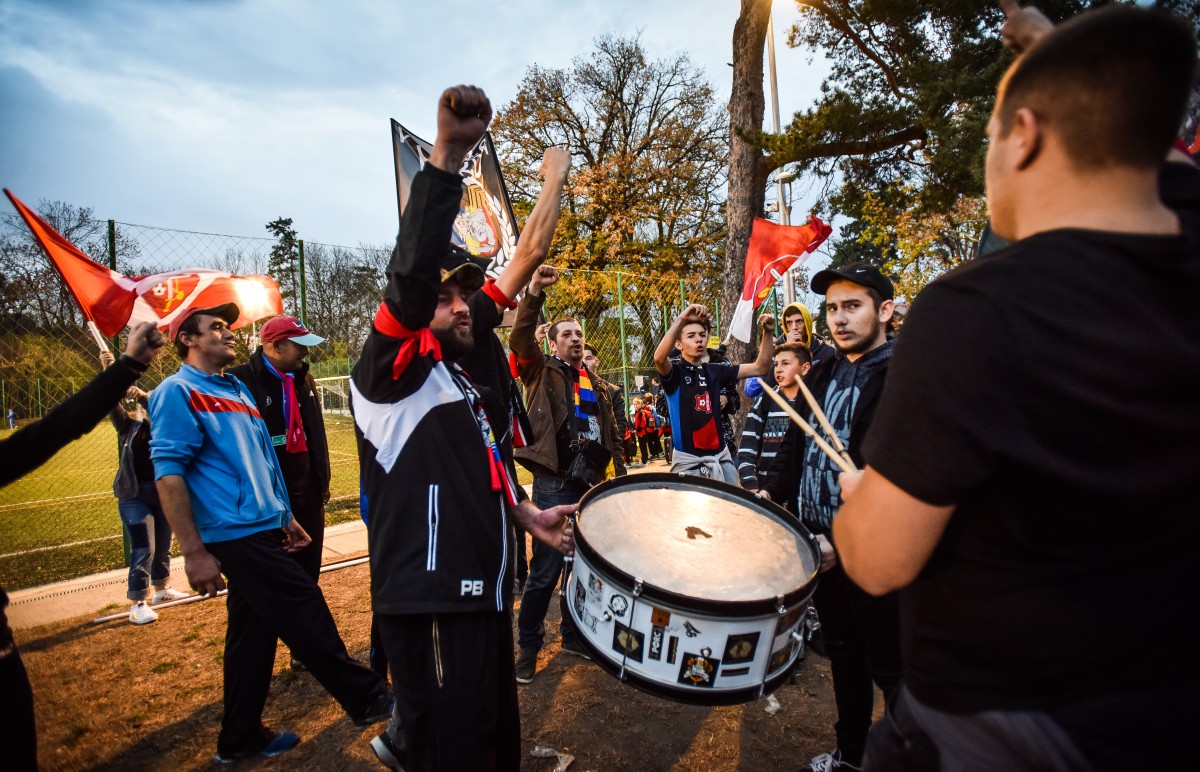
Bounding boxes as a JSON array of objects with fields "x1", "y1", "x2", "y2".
[{"x1": 564, "y1": 472, "x2": 820, "y2": 705}]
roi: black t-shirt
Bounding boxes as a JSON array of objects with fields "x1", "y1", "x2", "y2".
[{"x1": 864, "y1": 219, "x2": 1200, "y2": 716}]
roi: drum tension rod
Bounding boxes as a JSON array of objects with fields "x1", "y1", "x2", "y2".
[{"x1": 617, "y1": 580, "x2": 644, "y2": 683}]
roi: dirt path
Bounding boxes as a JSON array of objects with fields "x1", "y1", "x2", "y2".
[{"x1": 22, "y1": 560, "x2": 851, "y2": 771}]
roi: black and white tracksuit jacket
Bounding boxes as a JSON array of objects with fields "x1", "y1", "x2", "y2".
[{"x1": 352, "y1": 164, "x2": 522, "y2": 616}]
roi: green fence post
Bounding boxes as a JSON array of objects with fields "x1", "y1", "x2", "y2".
[
  {"x1": 679, "y1": 279, "x2": 687, "y2": 309},
  {"x1": 617, "y1": 272, "x2": 631, "y2": 402},
  {"x1": 107, "y1": 220, "x2": 117, "y2": 268},
  {"x1": 298, "y1": 239, "x2": 307, "y2": 325}
]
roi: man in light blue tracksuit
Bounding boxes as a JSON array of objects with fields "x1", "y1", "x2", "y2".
[{"x1": 150, "y1": 302, "x2": 390, "y2": 763}]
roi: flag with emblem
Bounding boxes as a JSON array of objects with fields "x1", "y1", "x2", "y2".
[
  {"x1": 391, "y1": 120, "x2": 521, "y2": 277},
  {"x1": 5, "y1": 189, "x2": 283, "y2": 336},
  {"x1": 728, "y1": 216, "x2": 833, "y2": 343}
]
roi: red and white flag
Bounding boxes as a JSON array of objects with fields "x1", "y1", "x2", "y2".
[
  {"x1": 727, "y1": 216, "x2": 832, "y2": 343},
  {"x1": 5, "y1": 189, "x2": 283, "y2": 337}
]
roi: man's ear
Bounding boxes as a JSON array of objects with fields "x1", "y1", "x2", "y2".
[
  {"x1": 877, "y1": 298, "x2": 896, "y2": 324},
  {"x1": 1011, "y1": 107, "x2": 1044, "y2": 171}
]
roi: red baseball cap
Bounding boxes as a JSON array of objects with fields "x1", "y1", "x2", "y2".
[
  {"x1": 166, "y1": 303, "x2": 239, "y2": 343},
  {"x1": 259, "y1": 315, "x2": 326, "y2": 346}
]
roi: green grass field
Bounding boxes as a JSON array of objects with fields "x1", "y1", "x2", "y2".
[{"x1": 0, "y1": 414, "x2": 366, "y2": 591}]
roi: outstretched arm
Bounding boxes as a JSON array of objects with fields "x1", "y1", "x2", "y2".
[
  {"x1": 0, "y1": 322, "x2": 162, "y2": 486},
  {"x1": 833, "y1": 467, "x2": 955, "y2": 595},
  {"x1": 999, "y1": 1, "x2": 1054, "y2": 55},
  {"x1": 737, "y1": 314, "x2": 776, "y2": 379},
  {"x1": 384, "y1": 86, "x2": 492, "y2": 332},
  {"x1": 512, "y1": 500, "x2": 575, "y2": 555},
  {"x1": 489, "y1": 147, "x2": 571, "y2": 309},
  {"x1": 509, "y1": 265, "x2": 558, "y2": 379},
  {"x1": 654, "y1": 304, "x2": 709, "y2": 376}
]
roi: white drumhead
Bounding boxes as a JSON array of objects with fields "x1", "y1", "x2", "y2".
[{"x1": 578, "y1": 483, "x2": 816, "y2": 602}]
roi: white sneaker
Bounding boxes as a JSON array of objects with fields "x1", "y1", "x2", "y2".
[
  {"x1": 151, "y1": 587, "x2": 189, "y2": 604},
  {"x1": 129, "y1": 601, "x2": 159, "y2": 625}
]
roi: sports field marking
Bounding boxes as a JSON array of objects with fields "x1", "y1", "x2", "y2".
[
  {"x1": 0, "y1": 534, "x2": 121, "y2": 560},
  {"x1": 0, "y1": 491, "x2": 110, "y2": 512}
]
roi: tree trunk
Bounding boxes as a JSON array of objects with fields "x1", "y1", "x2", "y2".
[{"x1": 722, "y1": 0, "x2": 772, "y2": 433}]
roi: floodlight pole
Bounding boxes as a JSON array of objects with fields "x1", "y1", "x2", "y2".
[{"x1": 767, "y1": 11, "x2": 796, "y2": 305}]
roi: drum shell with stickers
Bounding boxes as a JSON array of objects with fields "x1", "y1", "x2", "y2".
[{"x1": 566, "y1": 473, "x2": 821, "y2": 706}]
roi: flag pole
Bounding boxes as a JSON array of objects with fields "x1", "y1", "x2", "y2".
[{"x1": 86, "y1": 321, "x2": 112, "y2": 355}]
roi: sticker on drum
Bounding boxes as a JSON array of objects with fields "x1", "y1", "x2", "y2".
[
  {"x1": 677, "y1": 651, "x2": 719, "y2": 687},
  {"x1": 723, "y1": 632, "x2": 760, "y2": 665},
  {"x1": 612, "y1": 622, "x2": 644, "y2": 662},
  {"x1": 567, "y1": 473, "x2": 821, "y2": 706}
]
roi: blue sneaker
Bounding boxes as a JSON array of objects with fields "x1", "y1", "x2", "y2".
[{"x1": 213, "y1": 730, "x2": 300, "y2": 763}]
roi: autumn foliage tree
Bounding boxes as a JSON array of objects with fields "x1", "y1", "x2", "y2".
[
  {"x1": 492, "y1": 34, "x2": 730, "y2": 369},
  {"x1": 492, "y1": 34, "x2": 727, "y2": 281}
]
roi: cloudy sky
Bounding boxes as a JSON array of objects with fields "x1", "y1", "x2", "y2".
[{"x1": 0, "y1": 0, "x2": 828, "y2": 252}]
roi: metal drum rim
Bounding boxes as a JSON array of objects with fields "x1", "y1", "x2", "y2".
[{"x1": 573, "y1": 472, "x2": 822, "y2": 616}]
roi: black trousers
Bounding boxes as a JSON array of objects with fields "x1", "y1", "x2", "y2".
[
  {"x1": 205, "y1": 529, "x2": 387, "y2": 755},
  {"x1": 287, "y1": 492, "x2": 325, "y2": 581},
  {"x1": 812, "y1": 561, "x2": 902, "y2": 765},
  {"x1": 378, "y1": 611, "x2": 520, "y2": 772},
  {"x1": 0, "y1": 647, "x2": 37, "y2": 771}
]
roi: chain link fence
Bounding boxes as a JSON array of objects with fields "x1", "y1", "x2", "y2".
[{"x1": 0, "y1": 213, "x2": 723, "y2": 590}]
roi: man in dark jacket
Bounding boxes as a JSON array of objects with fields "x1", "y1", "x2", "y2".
[
  {"x1": 762, "y1": 263, "x2": 899, "y2": 772},
  {"x1": 351, "y1": 84, "x2": 574, "y2": 771},
  {"x1": 510, "y1": 264, "x2": 624, "y2": 683},
  {"x1": 228, "y1": 316, "x2": 331, "y2": 581},
  {"x1": 1, "y1": 321, "x2": 164, "y2": 772}
]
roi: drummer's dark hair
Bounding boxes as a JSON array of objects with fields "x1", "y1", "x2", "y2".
[{"x1": 995, "y1": 6, "x2": 1194, "y2": 170}]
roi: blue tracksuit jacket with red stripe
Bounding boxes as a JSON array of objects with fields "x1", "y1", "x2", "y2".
[{"x1": 149, "y1": 363, "x2": 292, "y2": 543}]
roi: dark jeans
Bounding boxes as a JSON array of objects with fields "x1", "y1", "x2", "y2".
[
  {"x1": 204, "y1": 529, "x2": 387, "y2": 755},
  {"x1": 0, "y1": 647, "x2": 37, "y2": 771},
  {"x1": 812, "y1": 561, "x2": 902, "y2": 766},
  {"x1": 516, "y1": 475, "x2": 587, "y2": 652},
  {"x1": 378, "y1": 611, "x2": 520, "y2": 772},
  {"x1": 117, "y1": 482, "x2": 173, "y2": 600}
]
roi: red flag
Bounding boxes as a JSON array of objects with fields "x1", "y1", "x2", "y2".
[
  {"x1": 728, "y1": 216, "x2": 832, "y2": 342},
  {"x1": 127, "y1": 269, "x2": 283, "y2": 333},
  {"x1": 5, "y1": 189, "x2": 283, "y2": 336},
  {"x1": 5, "y1": 189, "x2": 139, "y2": 335}
]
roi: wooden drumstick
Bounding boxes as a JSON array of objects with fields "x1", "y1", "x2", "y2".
[
  {"x1": 753, "y1": 378, "x2": 858, "y2": 474},
  {"x1": 792, "y1": 376, "x2": 854, "y2": 469}
]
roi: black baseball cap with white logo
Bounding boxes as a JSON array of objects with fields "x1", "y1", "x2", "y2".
[{"x1": 810, "y1": 262, "x2": 894, "y2": 300}]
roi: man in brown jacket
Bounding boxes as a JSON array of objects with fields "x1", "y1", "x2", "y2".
[{"x1": 510, "y1": 264, "x2": 623, "y2": 683}]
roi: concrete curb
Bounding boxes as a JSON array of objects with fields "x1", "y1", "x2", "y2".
[{"x1": 6, "y1": 519, "x2": 370, "y2": 631}]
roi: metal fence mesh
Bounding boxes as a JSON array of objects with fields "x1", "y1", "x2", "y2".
[{"x1": 0, "y1": 214, "x2": 722, "y2": 590}]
